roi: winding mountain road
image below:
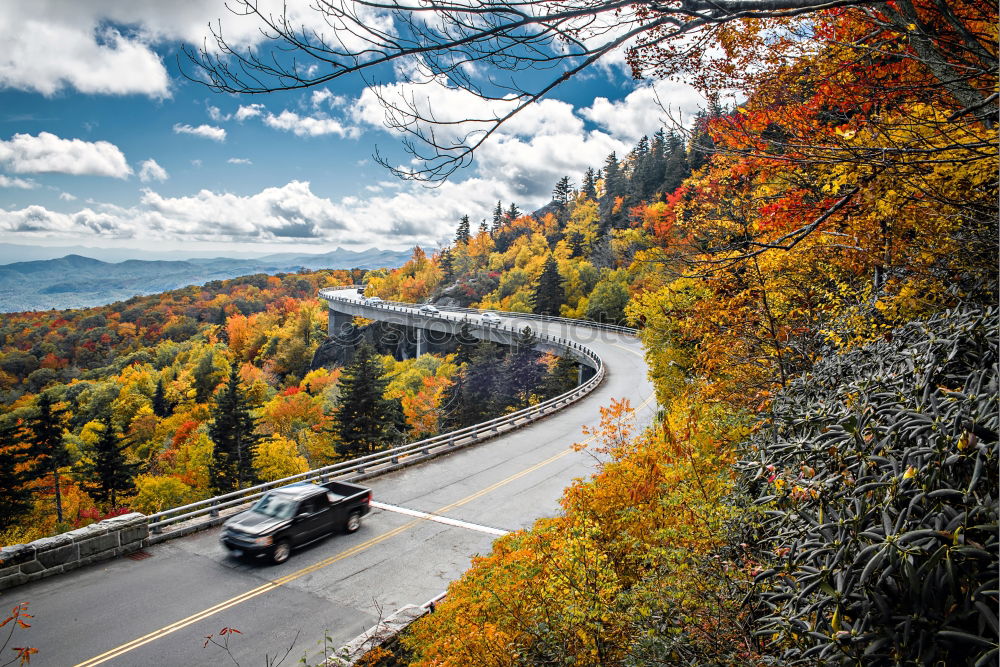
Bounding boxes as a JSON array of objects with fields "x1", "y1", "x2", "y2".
[{"x1": 8, "y1": 297, "x2": 653, "y2": 666}]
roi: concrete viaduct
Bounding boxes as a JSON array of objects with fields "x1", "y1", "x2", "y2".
[{"x1": 320, "y1": 288, "x2": 600, "y2": 382}]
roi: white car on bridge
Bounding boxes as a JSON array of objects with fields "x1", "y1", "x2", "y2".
[
  {"x1": 481, "y1": 311, "x2": 502, "y2": 325},
  {"x1": 418, "y1": 304, "x2": 440, "y2": 316}
]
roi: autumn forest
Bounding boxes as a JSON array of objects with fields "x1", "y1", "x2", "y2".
[{"x1": 1, "y1": 0, "x2": 998, "y2": 664}]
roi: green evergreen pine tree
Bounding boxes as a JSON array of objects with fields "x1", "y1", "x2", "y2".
[
  {"x1": 443, "y1": 335, "x2": 549, "y2": 429},
  {"x1": 532, "y1": 255, "x2": 566, "y2": 316},
  {"x1": 478, "y1": 219, "x2": 488, "y2": 236},
  {"x1": 28, "y1": 392, "x2": 69, "y2": 523},
  {"x1": 629, "y1": 135, "x2": 650, "y2": 181},
  {"x1": 384, "y1": 396, "x2": 409, "y2": 445},
  {"x1": 687, "y1": 108, "x2": 720, "y2": 173},
  {"x1": 215, "y1": 306, "x2": 229, "y2": 342},
  {"x1": 439, "y1": 371, "x2": 470, "y2": 430},
  {"x1": 634, "y1": 132, "x2": 666, "y2": 200},
  {"x1": 193, "y1": 351, "x2": 221, "y2": 403},
  {"x1": 581, "y1": 167, "x2": 597, "y2": 200},
  {"x1": 454, "y1": 323, "x2": 480, "y2": 365},
  {"x1": 439, "y1": 247, "x2": 455, "y2": 283},
  {"x1": 0, "y1": 419, "x2": 34, "y2": 527},
  {"x1": 663, "y1": 130, "x2": 691, "y2": 194},
  {"x1": 442, "y1": 342, "x2": 503, "y2": 429},
  {"x1": 552, "y1": 176, "x2": 573, "y2": 215},
  {"x1": 490, "y1": 200, "x2": 504, "y2": 234},
  {"x1": 80, "y1": 412, "x2": 137, "y2": 507},
  {"x1": 499, "y1": 328, "x2": 545, "y2": 408},
  {"x1": 455, "y1": 214, "x2": 471, "y2": 245},
  {"x1": 567, "y1": 231, "x2": 586, "y2": 258},
  {"x1": 331, "y1": 343, "x2": 403, "y2": 457},
  {"x1": 208, "y1": 366, "x2": 261, "y2": 493},
  {"x1": 152, "y1": 377, "x2": 172, "y2": 418},
  {"x1": 599, "y1": 152, "x2": 625, "y2": 229},
  {"x1": 505, "y1": 202, "x2": 521, "y2": 222}
]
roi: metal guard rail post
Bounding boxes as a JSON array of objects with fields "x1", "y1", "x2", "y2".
[{"x1": 145, "y1": 287, "x2": 631, "y2": 535}]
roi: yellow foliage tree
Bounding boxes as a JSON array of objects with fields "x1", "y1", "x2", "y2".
[
  {"x1": 254, "y1": 435, "x2": 310, "y2": 481},
  {"x1": 132, "y1": 475, "x2": 197, "y2": 514}
]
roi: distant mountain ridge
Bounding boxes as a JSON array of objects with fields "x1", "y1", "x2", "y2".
[
  {"x1": 0, "y1": 248, "x2": 412, "y2": 312},
  {"x1": 0, "y1": 243, "x2": 267, "y2": 264}
]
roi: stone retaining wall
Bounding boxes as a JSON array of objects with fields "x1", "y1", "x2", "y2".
[
  {"x1": 324, "y1": 604, "x2": 428, "y2": 666},
  {"x1": 0, "y1": 512, "x2": 148, "y2": 591}
]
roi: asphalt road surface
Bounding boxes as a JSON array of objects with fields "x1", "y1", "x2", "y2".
[{"x1": 8, "y1": 304, "x2": 654, "y2": 666}]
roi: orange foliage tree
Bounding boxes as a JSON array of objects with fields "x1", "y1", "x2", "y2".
[{"x1": 406, "y1": 398, "x2": 756, "y2": 665}]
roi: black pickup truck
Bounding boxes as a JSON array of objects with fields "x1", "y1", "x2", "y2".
[{"x1": 220, "y1": 480, "x2": 372, "y2": 563}]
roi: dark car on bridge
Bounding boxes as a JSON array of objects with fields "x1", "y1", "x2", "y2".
[{"x1": 221, "y1": 480, "x2": 372, "y2": 563}]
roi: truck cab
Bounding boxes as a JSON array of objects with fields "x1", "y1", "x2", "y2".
[{"x1": 221, "y1": 480, "x2": 372, "y2": 563}]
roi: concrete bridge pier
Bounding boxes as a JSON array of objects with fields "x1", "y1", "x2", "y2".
[
  {"x1": 416, "y1": 328, "x2": 427, "y2": 357},
  {"x1": 578, "y1": 363, "x2": 595, "y2": 385},
  {"x1": 328, "y1": 309, "x2": 352, "y2": 336}
]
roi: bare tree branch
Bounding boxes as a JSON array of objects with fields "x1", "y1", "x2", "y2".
[{"x1": 183, "y1": 0, "x2": 920, "y2": 181}]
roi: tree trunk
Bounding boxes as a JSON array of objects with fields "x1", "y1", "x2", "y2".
[{"x1": 53, "y1": 468, "x2": 63, "y2": 524}]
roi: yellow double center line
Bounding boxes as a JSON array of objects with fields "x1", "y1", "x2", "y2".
[
  {"x1": 74, "y1": 520, "x2": 417, "y2": 666},
  {"x1": 75, "y1": 448, "x2": 579, "y2": 666}
]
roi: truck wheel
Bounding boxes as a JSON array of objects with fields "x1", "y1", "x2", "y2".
[
  {"x1": 345, "y1": 511, "x2": 362, "y2": 533},
  {"x1": 272, "y1": 540, "x2": 291, "y2": 564}
]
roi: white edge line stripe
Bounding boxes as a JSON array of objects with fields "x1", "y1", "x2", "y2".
[{"x1": 371, "y1": 501, "x2": 510, "y2": 537}]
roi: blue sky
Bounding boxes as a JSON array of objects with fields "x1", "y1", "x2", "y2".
[{"x1": 0, "y1": 1, "x2": 704, "y2": 256}]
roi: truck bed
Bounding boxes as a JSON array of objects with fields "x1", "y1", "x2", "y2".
[{"x1": 321, "y1": 479, "x2": 370, "y2": 501}]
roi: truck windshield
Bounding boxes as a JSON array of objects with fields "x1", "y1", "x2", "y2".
[{"x1": 252, "y1": 494, "x2": 296, "y2": 519}]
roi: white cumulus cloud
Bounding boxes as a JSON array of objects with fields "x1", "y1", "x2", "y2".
[
  {"x1": 263, "y1": 110, "x2": 359, "y2": 138},
  {"x1": 0, "y1": 18, "x2": 170, "y2": 98},
  {"x1": 234, "y1": 104, "x2": 265, "y2": 121},
  {"x1": 311, "y1": 89, "x2": 346, "y2": 109},
  {"x1": 0, "y1": 132, "x2": 131, "y2": 178},
  {"x1": 348, "y1": 78, "x2": 633, "y2": 204},
  {"x1": 581, "y1": 81, "x2": 704, "y2": 142},
  {"x1": 139, "y1": 181, "x2": 350, "y2": 240},
  {"x1": 207, "y1": 105, "x2": 230, "y2": 122},
  {"x1": 0, "y1": 175, "x2": 39, "y2": 189},
  {"x1": 0, "y1": 204, "x2": 136, "y2": 236},
  {"x1": 0, "y1": 178, "x2": 501, "y2": 248},
  {"x1": 0, "y1": 182, "x2": 348, "y2": 242},
  {"x1": 0, "y1": 1, "x2": 392, "y2": 98},
  {"x1": 173, "y1": 123, "x2": 227, "y2": 142},
  {"x1": 138, "y1": 158, "x2": 169, "y2": 182},
  {"x1": 227, "y1": 158, "x2": 252, "y2": 165}
]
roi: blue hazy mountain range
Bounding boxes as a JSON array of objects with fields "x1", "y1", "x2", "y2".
[{"x1": 0, "y1": 246, "x2": 412, "y2": 312}]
